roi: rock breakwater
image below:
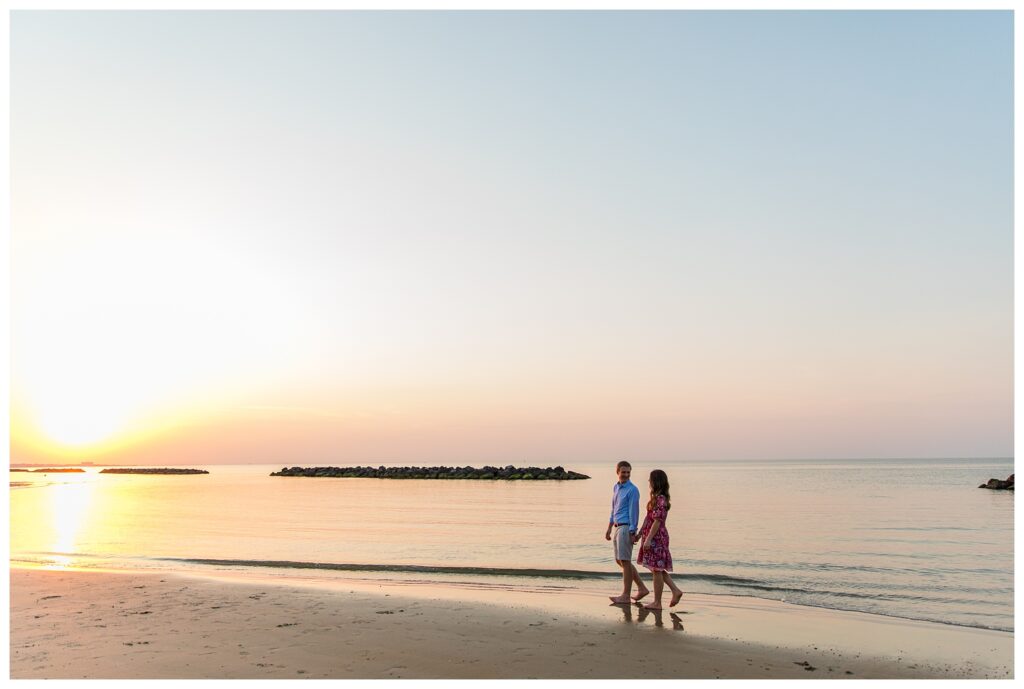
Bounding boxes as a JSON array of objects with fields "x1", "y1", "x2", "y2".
[
  {"x1": 270, "y1": 465, "x2": 590, "y2": 480},
  {"x1": 100, "y1": 468, "x2": 210, "y2": 475}
]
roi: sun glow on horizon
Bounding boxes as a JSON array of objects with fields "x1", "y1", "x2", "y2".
[{"x1": 12, "y1": 229, "x2": 327, "y2": 458}]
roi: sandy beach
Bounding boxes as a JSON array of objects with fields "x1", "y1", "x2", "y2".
[{"x1": 10, "y1": 566, "x2": 1013, "y2": 679}]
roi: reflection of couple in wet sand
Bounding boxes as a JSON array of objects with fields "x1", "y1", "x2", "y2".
[
  {"x1": 604, "y1": 460, "x2": 683, "y2": 610},
  {"x1": 614, "y1": 601, "x2": 687, "y2": 631}
]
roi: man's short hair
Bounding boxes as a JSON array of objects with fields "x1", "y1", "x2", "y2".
[{"x1": 616, "y1": 460, "x2": 631, "y2": 471}]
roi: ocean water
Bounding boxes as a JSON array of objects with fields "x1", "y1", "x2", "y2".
[{"x1": 9, "y1": 457, "x2": 1014, "y2": 632}]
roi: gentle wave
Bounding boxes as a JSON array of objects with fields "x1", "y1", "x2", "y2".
[
  {"x1": 154, "y1": 557, "x2": 1009, "y2": 611},
  {"x1": 685, "y1": 557, "x2": 1011, "y2": 577},
  {"x1": 724, "y1": 581, "x2": 1001, "y2": 605},
  {"x1": 153, "y1": 556, "x2": 763, "y2": 584}
]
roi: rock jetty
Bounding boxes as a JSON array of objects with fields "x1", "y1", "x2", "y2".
[
  {"x1": 100, "y1": 468, "x2": 210, "y2": 475},
  {"x1": 978, "y1": 473, "x2": 1014, "y2": 490},
  {"x1": 270, "y1": 465, "x2": 590, "y2": 480},
  {"x1": 30, "y1": 468, "x2": 85, "y2": 473}
]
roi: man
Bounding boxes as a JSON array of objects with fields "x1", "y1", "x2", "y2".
[{"x1": 605, "y1": 460, "x2": 649, "y2": 604}]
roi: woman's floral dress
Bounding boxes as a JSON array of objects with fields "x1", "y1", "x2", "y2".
[{"x1": 637, "y1": 494, "x2": 673, "y2": 572}]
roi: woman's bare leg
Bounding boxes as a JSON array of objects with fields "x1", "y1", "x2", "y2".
[
  {"x1": 663, "y1": 571, "x2": 683, "y2": 606},
  {"x1": 644, "y1": 571, "x2": 665, "y2": 609}
]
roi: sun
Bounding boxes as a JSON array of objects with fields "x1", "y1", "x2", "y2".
[
  {"x1": 13, "y1": 373, "x2": 141, "y2": 453},
  {"x1": 32, "y1": 394, "x2": 131, "y2": 449}
]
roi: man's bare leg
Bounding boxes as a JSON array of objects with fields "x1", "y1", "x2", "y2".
[
  {"x1": 631, "y1": 566, "x2": 650, "y2": 602},
  {"x1": 609, "y1": 560, "x2": 634, "y2": 604}
]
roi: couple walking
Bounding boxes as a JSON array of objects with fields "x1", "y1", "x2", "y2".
[{"x1": 605, "y1": 460, "x2": 683, "y2": 610}]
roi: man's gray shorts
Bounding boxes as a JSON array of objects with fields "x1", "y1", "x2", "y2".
[{"x1": 612, "y1": 525, "x2": 634, "y2": 561}]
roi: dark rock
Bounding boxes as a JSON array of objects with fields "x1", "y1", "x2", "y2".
[
  {"x1": 100, "y1": 468, "x2": 209, "y2": 475},
  {"x1": 268, "y1": 465, "x2": 590, "y2": 480},
  {"x1": 979, "y1": 474, "x2": 1015, "y2": 490}
]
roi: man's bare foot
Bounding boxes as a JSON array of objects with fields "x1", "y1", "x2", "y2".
[
  {"x1": 631, "y1": 588, "x2": 650, "y2": 603},
  {"x1": 643, "y1": 603, "x2": 663, "y2": 610},
  {"x1": 670, "y1": 591, "x2": 683, "y2": 607},
  {"x1": 609, "y1": 595, "x2": 631, "y2": 605}
]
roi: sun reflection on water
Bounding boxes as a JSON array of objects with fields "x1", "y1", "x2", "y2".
[{"x1": 43, "y1": 473, "x2": 97, "y2": 570}]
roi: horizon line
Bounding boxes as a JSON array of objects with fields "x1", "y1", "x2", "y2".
[{"x1": 9, "y1": 456, "x2": 1015, "y2": 468}]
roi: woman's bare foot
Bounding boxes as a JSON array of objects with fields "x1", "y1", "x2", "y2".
[
  {"x1": 669, "y1": 591, "x2": 683, "y2": 607},
  {"x1": 631, "y1": 587, "x2": 651, "y2": 603},
  {"x1": 609, "y1": 595, "x2": 631, "y2": 605},
  {"x1": 643, "y1": 603, "x2": 663, "y2": 611}
]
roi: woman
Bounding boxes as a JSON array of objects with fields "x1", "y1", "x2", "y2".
[{"x1": 636, "y1": 469, "x2": 683, "y2": 609}]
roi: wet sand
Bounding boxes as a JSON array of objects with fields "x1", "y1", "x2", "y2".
[{"x1": 10, "y1": 566, "x2": 1013, "y2": 679}]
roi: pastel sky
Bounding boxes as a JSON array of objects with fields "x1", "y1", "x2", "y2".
[{"x1": 10, "y1": 10, "x2": 1013, "y2": 465}]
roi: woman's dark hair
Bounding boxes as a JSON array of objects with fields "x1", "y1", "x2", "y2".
[{"x1": 647, "y1": 469, "x2": 671, "y2": 512}]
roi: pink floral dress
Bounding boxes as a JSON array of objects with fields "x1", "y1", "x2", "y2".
[{"x1": 637, "y1": 494, "x2": 673, "y2": 572}]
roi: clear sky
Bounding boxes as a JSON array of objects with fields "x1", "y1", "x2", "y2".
[{"x1": 10, "y1": 10, "x2": 1013, "y2": 465}]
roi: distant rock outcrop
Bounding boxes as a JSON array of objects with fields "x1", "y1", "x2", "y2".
[
  {"x1": 100, "y1": 468, "x2": 210, "y2": 475},
  {"x1": 30, "y1": 468, "x2": 85, "y2": 473},
  {"x1": 978, "y1": 473, "x2": 1014, "y2": 490},
  {"x1": 270, "y1": 465, "x2": 590, "y2": 480}
]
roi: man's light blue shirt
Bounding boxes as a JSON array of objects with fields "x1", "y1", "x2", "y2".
[{"x1": 609, "y1": 480, "x2": 640, "y2": 534}]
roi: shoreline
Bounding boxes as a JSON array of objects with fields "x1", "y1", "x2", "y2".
[
  {"x1": 10, "y1": 565, "x2": 1013, "y2": 679},
  {"x1": 12, "y1": 553, "x2": 1013, "y2": 634}
]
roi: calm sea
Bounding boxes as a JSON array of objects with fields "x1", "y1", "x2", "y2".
[{"x1": 10, "y1": 457, "x2": 1014, "y2": 632}]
